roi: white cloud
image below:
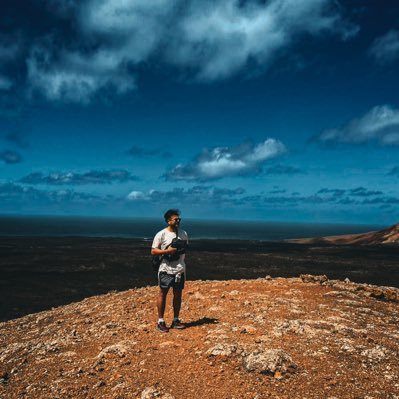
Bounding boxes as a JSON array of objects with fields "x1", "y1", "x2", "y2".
[
  {"x1": 164, "y1": 138, "x2": 287, "y2": 181},
  {"x1": 27, "y1": 45, "x2": 135, "y2": 103},
  {"x1": 369, "y1": 30, "x2": 399, "y2": 64},
  {"x1": 169, "y1": 0, "x2": 358, "y2": 80},
  {"x1": 26, "y1": 0, "x2": 357, "y2": 102},
  {"x1": 314, "y1": 105, "x2": 399, "y2": 146},
  {"x1": 0, "y1": 76, "x2": 13, "y2": 90},
  {"x1": 127, "y1": 190, "x2": 148, "y2": 200}
]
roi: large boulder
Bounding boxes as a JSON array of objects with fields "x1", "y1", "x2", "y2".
[{"x1": 242, "y1": 348, "x2": 297, "y2": 377}]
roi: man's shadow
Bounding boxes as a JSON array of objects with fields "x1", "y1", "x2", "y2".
[{"x1": 185, "y1": 317, "x2": 219, "y2": 328}]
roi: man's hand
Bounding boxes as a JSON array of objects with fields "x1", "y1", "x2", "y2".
[
  {"x1": 164, "y1": 247, "x2": 177, "y2": 254},
  {"x1": 151, "y1": 247, "x2": 178, "y2": 256}
]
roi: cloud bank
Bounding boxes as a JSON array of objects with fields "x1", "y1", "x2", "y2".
[
  {"x1": 312, "y1": 105, "x2": 399, "y2": 146},
  {"x1": 127, "y1": 185, "x2": 245, "y2": 204},
  {"x1": 19, "y1": 170, "x2": 139, "y2": 185},
  {"x1": 317, "y1": 187, "x2": 383, "y2": 198},
  {"x1": 0, "y1": 150, "x2": 22, "y2": 164},
  {"x1": 125, "y1": 184, "x2": 398, "y2": 211},
  {"x1": 22, "y1": 0, "x2": 357, "y2": 103},
  {"x1": 1, "y1": 181, "x2": 396, "y2": 214},
  {"x1": 0, "y1": 182, "x2": 107, "y2": 212},
  {"x1": 164, "y1": 138, "x2": 287, "y2": 181},
  {"x1": 369, "y1": 30, "x2": 399, "y2": 64}
]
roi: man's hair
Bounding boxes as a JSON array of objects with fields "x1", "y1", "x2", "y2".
[{"x1": 164, "y1": 209, "x2": 180, "y2": 223}]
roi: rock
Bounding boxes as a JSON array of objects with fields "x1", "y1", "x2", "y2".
[
  {"x1": 326, "y1": 281, "x2": 399, "y2": 303},
  {"x1": 208, "y1": 305, "x2": 223, "y2": 312},
  {"x1": 93, "y1": 380, "x2": 106, "y2": 388},
  {"x1": 242, "y1": 349, "x2": 297, "y2": 377},
  {"x1": 97, "y1": 342, "x2": 129, "y2": 358},
  {"x1": 141, "y1": 386, "x2": 175, "y2": 399},
  {"x1": 274, "y1": 319, "x2": 317, "y2": 338},
  {"x1": 239, "y1": 325, "x2": 257, "y2": 335},
  {"x1": 340, "y1": 342, "x2": 356, "y2": 353},
  {"x1": 0, "y1": 371, "x2": 9, "y2": 384},
  {"x1": 385, "y1": 289, "x2": 398, "y2": 301},
  {"x1": 360, "y1": 346, "x2": 388, "y2": 364},
  {"x1": 300, "y1": 274, "x2": 328, "y2": 284},
  {"x1": 159, "y1": 341, "x2": 177, "y2": 348},
  {"x1": 192, "y1": 292, "x2": 205, "y2": 300},
  {"x1": 254, "y1": 335, "x2": 269, "y2": 343},
  {"x1": 206, "y1": 343, "x2": 242, "y2": 357}
]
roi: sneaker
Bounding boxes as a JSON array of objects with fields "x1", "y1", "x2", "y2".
[
  {"x1": 170, "y1": 319, "x2": 186, "y2": 329},
  {"x1": 156, "y1": 321, "x2": 169, "y2": 333}
]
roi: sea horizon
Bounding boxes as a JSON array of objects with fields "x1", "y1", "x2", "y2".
[{"x1": 0, "y1": 214, "x2": 385, "y2": 241}]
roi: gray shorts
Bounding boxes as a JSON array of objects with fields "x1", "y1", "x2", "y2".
[{"x1": 158, "y1": 272, "x2": 185, "y2": 290}]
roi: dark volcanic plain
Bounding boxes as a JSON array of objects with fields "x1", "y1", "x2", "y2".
[{"x1": 0, "y1": 236, "x2": 398, "y2": 322}]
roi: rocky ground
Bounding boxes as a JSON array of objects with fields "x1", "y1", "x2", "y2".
[{"x1": 1, "y1": 275, "x2": 399, "y2": 399}]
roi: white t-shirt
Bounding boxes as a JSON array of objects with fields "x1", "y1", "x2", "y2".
[{"x1": 152, "y1": 228, "x2": 188, "y2": 274}]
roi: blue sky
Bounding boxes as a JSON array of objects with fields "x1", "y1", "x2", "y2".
[{"x1": 1, "y1": 0, "x2": 399, "y2": 224}]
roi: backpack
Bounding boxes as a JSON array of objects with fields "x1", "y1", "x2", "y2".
[
  {"x1": 151, "y1": 229, "x2": 182, "y2": 271},
  {"x1": 151, "y1": 254, "x2": 163, "y2": 271},
  {"x1": 151, "y1": 230, "x2": 168, "y2": 271}
]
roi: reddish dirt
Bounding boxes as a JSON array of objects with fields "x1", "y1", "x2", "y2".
[{"x1": 1, "y1": 276, "x2": 399, "y2": 399}]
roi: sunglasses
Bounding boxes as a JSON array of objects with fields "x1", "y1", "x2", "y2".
[{"x1": 170, "y1": 217, "x2": 181, "y2": 222}]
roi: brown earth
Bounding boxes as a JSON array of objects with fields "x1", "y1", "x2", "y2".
[
  {"x1": 287, "y1": 223, "x2": 399, "y2": 245},
  {"x1": 1, "y1": 275, "x2": 399, "y2": 399}
]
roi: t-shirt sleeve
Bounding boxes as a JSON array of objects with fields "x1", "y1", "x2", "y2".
[{"x1": 152, "y1": 231, "x2": 162, "y2": 249}]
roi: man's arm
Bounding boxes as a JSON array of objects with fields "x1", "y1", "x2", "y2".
[
  {"x1": 151, "y1": 247, "x2": 177, "y2": 256},
  {"x1": 151, "y1": 231, "x2": 177, "y2": 256}
]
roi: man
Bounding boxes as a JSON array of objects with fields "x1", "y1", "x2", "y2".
[{"x1": 151, "y1": 209, "x2": 188, "y2": 332}]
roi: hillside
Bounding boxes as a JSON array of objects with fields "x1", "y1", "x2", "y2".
[
  {"x1": 287, "y1": 223, "x2": 399, "y2": 245},
  {"x1": 1, "y1": 275, "x2": 399, "y2": 398}
]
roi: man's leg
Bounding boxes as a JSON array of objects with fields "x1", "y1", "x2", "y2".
[
  {"x1": 157, "y1": 287, "x2": 169, "y2": 319},
  {"x1": 171, "y1": 288, "x2": 186, "y2": 329},
  {"x1": 172, "y1": 288, "x2": 182, "y2": 319}
]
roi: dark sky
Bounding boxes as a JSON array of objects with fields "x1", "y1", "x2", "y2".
[{"x1": 0, "y1": 0, "x2": 399, "y2": 223}]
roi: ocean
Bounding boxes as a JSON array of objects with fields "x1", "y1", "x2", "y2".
[{"x1": 0, "y1": 215, "x2": 383, "y2": 241}]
